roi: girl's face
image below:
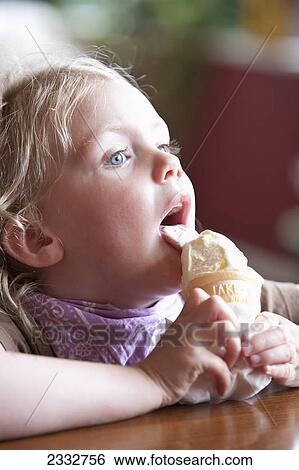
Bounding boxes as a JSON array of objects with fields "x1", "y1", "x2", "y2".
[{"x1": 39, "y1": 77, "x2": 195, "y2": 308}]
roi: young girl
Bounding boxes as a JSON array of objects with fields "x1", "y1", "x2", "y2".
[{"x1": 0, "y1": 53, "x2": 298, "y2": 440}]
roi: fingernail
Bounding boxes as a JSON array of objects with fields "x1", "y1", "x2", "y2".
[
  {"x1": 264, "y1": 365, "x2": 273, "y2": 375},
  {"x1": 250, "y1": 354, "x2": 261, "y2": 366}
]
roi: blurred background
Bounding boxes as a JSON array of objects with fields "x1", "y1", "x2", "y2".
[{"x1": 1, "y1": 0, "x2": 299, "y2": 282}]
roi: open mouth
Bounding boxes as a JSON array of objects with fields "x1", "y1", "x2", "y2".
[
  {"x1": 160, "y1": 204, "x2": 184, "y2": 226},
  {"x1": 159, "y1": 193, "x2": 192, "y2": 251},
  {"x1": 160, "y1": 193, "x2": 191, "y2": 228}
]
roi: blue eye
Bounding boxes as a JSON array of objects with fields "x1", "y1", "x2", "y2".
[{"x1": 107, "y1": 150, "x2": 127, "y2": 166}]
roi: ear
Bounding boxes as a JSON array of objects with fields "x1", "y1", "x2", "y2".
[{"x1": 2, "y1": 219, "x2": 64, "y2": 268}]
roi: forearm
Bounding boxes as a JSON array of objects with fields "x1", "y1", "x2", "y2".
[
  {"x1": 261, "y1": 280, "x2": 299, "y2": 323},
  {"x1": 0, "y1": 351, "x2": 163, "y2": 441}
]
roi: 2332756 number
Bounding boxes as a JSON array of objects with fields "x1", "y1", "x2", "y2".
[{"x1": 47, "y1": 453, "x2": 105, "y2": 465}]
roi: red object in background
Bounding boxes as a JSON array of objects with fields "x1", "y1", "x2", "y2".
[{"x1": 184, "y1": 64, "x2": 299, "y2": 257}]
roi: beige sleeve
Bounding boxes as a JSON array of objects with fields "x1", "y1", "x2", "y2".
[
  {"x1": 261, "y1": 280, "x2": 299, "y2": 324},
  {"x1": 0, "y1": 311, "x2": 32, "y2": 353}
]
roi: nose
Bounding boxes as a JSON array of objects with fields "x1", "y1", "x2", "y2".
[{"x1": 153, "y1": 149, "x2": 183, "y2": 184}]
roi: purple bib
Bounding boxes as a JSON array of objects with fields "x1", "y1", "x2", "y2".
[{"x1": 24, "y1": 291, "x2": 184, "y2": 365}]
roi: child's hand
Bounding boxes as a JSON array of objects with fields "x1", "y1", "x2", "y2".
[
  {"x1": 243, "y1": 312, "x2": 299, "y2": 387},
  {"x1": 138, "y1": 288, "x2": 241, "y2": 406}
]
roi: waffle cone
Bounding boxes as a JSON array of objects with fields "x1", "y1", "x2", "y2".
[{"x1": 182, "y1": 268, "x2": 263, "y2": 322}]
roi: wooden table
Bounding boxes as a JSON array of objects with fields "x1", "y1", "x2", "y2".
[{"x1": 1, "y1": 385, "x2": 299, "y2": 450}]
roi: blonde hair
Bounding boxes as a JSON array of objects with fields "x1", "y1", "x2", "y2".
[{"x1": 0, "y1": 52, "x2": 139, "y2": 332}]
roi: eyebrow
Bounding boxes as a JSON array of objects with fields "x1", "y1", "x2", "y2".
[
  {"x1": 80, "y1": 118, "x2": 169, "y2": 157},
  {"x1": 97, "y1": 119, "x2": 168, "y2": 135},
  {"x1": 78, "y1": 119, "x2": 170, "y2": 165}
]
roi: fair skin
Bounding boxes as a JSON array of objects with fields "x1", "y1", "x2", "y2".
[
  {"x1": 34, "y1": 77, "x2": 195, "y2": 308},
  {"x1": 245, "y1": 312, "x2": 299, "y2": 386},
  {"x1": 0, "y1": 289, "x2": 241, "y2": 440},
  {"x1": 1, "y1": 74, "x2": 299, "y2": 443}
]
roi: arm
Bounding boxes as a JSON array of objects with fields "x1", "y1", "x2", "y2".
[
  {"x1": 0, "y1": 288, "x2": 240, "y2": 441},
  {"x1": 0, "y1": 348, "x2": 164, "y2": 441},
  {"x1": 261, "y1": 280, "x2": 299, "y2": 323}
]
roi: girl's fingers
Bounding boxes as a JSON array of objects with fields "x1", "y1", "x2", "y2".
[
  {"x1": 248, "y1": 343, "x2": 297, "y2": 368},
  {"x1": 244, "y1": 325, "x2": 287, "y2": 357},
  {"x1": 184, "y1": 289, "x2": 239, "y2": 328},
  {"x1": 185, "y1": 288, "x2": 210, "y2": 306},
  {"x1": 184, "y1": 290, "x2": 241, "y2": 368},
  {"x1": 263, "y1": 363, "x2": 296, "y2": 383},
  {"x1": 224, "y1": 334, "x2": 242, "y2": 369},
  {"x1": 183, "y1": 290, "x2": 240, "y2": 329},
  {"x1": 210, "y1": 319, "x2": 241, "y2": 369},
  {"x1": 199, "y1": 348, "x2": 232, "y2": 397},
  {"x1": 196, "y1": 295, "x2": 240, "y2": 329},
  {"x1": 254, "y1": 312, "x2": 281, "y2": 329}
]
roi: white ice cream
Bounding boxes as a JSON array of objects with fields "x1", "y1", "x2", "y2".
[
  {"x1": 182, "y1": 229, "x2": 248, "y2": 276},
  {"x1": 162, "y1": 225, "x2": 248, "y2": 279}
]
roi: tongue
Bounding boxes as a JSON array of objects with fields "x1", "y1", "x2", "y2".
[{"x1": 160, "y1": 225, "x2": 199, "y2": 250}]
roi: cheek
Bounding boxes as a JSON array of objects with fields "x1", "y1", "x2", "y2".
[
  {"x1": 71, "y1": 184, "x2": 147, "y2": 242},
  {"x1": 98, "y1": 190, "x2": 156, "y2": 259},
  {"x1": 41, "y1": 175, "x2": 154, "y2": 253},
  {"x1": 105, "y1": 195, "x2": 150, "y2": 239}
]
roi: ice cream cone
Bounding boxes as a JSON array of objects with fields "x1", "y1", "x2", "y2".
[
  {"x1": 182, "y1": 267, "x2": 263, "y2": 322},
  {"x1": 160, "y1": 225, "x2": 269, "y2": 403},
  {"x1": 160, "y1": 226, "x2": 264, "y2": 323}
]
